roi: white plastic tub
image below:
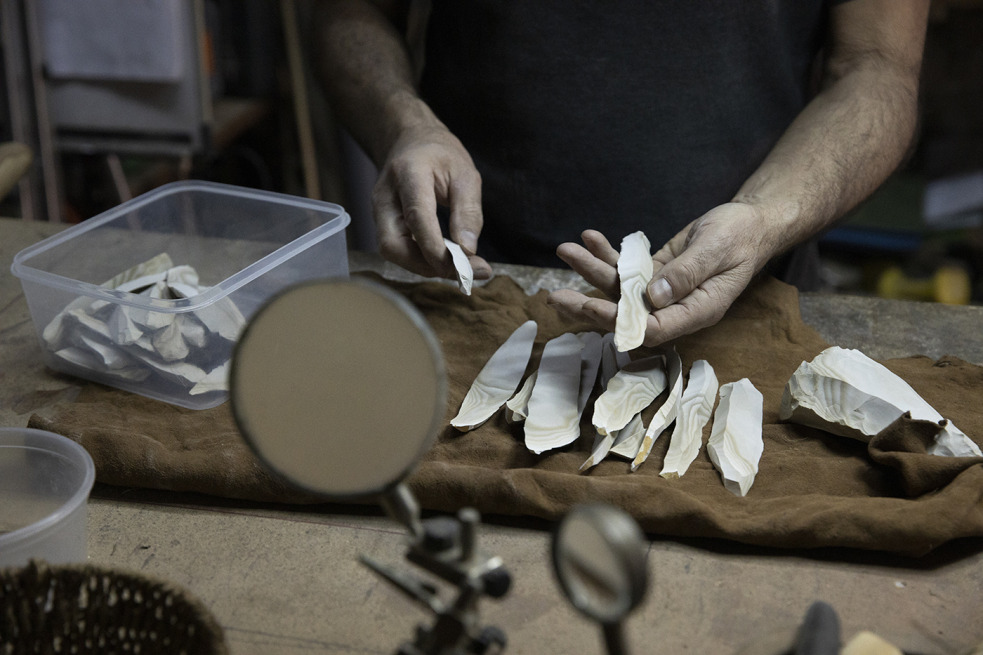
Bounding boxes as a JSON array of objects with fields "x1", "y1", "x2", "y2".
[
  {"x1": 11, "y1": 181, "x2": 351, "y2": 409},
  {"x1": 0, "y1": 428, "x2": 96, "y2": 568}
]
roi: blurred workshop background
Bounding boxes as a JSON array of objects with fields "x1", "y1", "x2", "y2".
[{"x1": 1, "y1": 0, "x2": 981, "y2": 304}]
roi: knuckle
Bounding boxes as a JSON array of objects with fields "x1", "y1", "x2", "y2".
[
  {"x1": 677, "y1": 254, "x2": 709, "y2": 281},
  {"x1": 370, "y1": 183, "x2": 389, "y2": 206},
  {"x1": 376, "y1": 235, "x2": 403, "y2": 260},
  {"x1": 371, "y1": 171, "x2": 400, "y2": 204},
  {"x1": 461, "y1": 166, "x2": 482, "y2": 189},
  {"x1": 388, "y1": 155, "x2": 417, "y2": 180},
  {"x1": 401, "y1": 203, "x2": 433, "y2": 229},
  {"x1": 455, "y1": 204, "x2": 483, "y2": 227}
]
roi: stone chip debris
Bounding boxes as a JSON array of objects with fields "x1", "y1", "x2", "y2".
[{"x1": 42, "y1": 253, "x2": 245, "y2": 396}]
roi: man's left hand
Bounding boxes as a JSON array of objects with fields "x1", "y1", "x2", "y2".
[{"x1": 547, "y1": 202, "x2": 772, "y2": 347}]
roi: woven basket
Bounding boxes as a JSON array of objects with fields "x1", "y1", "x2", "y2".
[{"x1": 0, "y1": 560, "x2": 228, "y2": 655}]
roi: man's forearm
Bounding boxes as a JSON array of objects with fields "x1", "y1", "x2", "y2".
[
  {"x1": 733, "y1": 0, "x2": 930, "y2": 266},
  {"x1": 733, "y1": 63, "x2": 919, "y2": 257},
  {"x1": 314, "y1": 0, "x2": 437, "y2": 166}
]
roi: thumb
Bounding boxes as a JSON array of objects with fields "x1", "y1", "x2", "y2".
[
  {"x1": 448, "y1": 175, "x2": 484, "y2": 256},
  {"x1": 647, "y1": 274, "x2": 675, "y2": 310},
  {"x1": 646, "y1": 252, "x2": 708, "y2": 310},
  {"x1": 449, "y1": 213, "x2": 482, "y2": 256}
]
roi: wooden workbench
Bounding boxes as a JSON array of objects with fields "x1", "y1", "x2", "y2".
[{"x1": 2, "y1": 217, "x2": 981, "y2": 655}]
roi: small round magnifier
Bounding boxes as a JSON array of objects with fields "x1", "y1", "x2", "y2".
[
  {"x1": 230, "y1": 277, "x2": 446, "y2": 534},
  {"x1": 552, "y1": 504, "x2": 649, "y2": 655}
]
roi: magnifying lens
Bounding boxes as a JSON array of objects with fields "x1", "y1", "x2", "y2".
[
  {"x1": 231, "y1": 277, "x2": 512, "y2": 654},
  {"x1": 230, "y1": 277, "x2": 446, "y2": 521},
  {"x1": 552, "y1": 504, "x2": 649, "y2": 655}
]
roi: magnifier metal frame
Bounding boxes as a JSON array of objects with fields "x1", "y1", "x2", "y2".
[
  {"x1": 229, "y1": 276, "x2": 447, "y2": 502},
  {"x1": 552, "y1": 503, "x2": 649, "y2": 655},
  {"x1": 229, "y1": 276, "x2": 510, "y2": 654}
]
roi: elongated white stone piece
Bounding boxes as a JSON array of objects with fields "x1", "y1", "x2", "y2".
[
  {"x1": 630, "y1": 347, "x2": 684, "y2": 468},
  {"x1": 64, "y1": 307, "x2": 113, "y2": 342},
  {"x1": 444, "y1": 238, "x2": 474, "y2": 295},
  {"x1": 113, "y1": 271, "x2": 169, "y2": 295},
  {"x1": 39, "y1": 253, "x2": 246, "y2": 394},
  {"x1": 599, "y1": 332, "x2": 631, "y2": 389},
  {"x1": 125, "y1": 280, "x2": 175, "y2": 332},
  {"x1": 525, "y1": 333, "x2": 585, "y2": 454},
  {"x1": 78, "y1": 333, "x2": 134, "y2": 370},
  {"x1": 614, "y1": 231, "x2": 653, "y2": 352},
  {"x1": 592, "y1": 355, "x2": 666, "y2": 436},
  {"x1": 152, "y1": 317, "x2": 191, "y2": 362},
  {"x1": 584, "y1": 413, "x2": 644, "y2": 470},
  {"x1": 195, "y1": 297, "x2": 246, "y2": 342},
  {"x1": 505, "y1": 371, "x2": 537, "y2": 424},
  {"x1": 42, "y1": 312, "x2": 68, "y2": 346},
  {"x1": 165, "y1": 265, "x2": 202, "y2": 299},
  {"x1": 575, "y1": 332, "x2": 636, "y2": 466},
  {"x1": 708, "y1": 378, "x2": 763, "y2": 497},
  {"x1": 451, "y1": 320, "x2": 538, "y2": 431},
  {"x1": 54, "y1": 347, "x2": 149, "y2": 381},
  {"x1": 133, "y1": 356, "x2": 210, "y2": 389},
  {"x1": 107, "y1": 305, "x2": 144, "y2": 345},
  {"x1": 190, "y1": 362, "x2": 230, "y2": 396},
  {"x1": 660, "y1": 360, "x2": 719, "y2": 479},
  {"x1": 780, "y1": 346, "x2": 981, "y2": 457},
  {"x1": 101, "y1": 253, "x2": 174, "y2": 290},
  {"x1": 604, "y1": 413, "x2": 648, "y2": 464},
  {"x1": 576, "y1": 332, "x2": 604, "y2": 415},
  {"x1": 581, "y1": 431, "x2": 616, "y2": 471},
  {"x1": 513, "y1": 332, "x2": 600, "y2": 432},
  {"x1": 43, "y1": 254, "x2": 173, "y2": 345},
  {"x1": 180, "y1": 316, "x2": 208, "y2": 349}
]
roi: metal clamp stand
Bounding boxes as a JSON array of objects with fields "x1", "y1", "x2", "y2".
[
  {"x1": 365, "y1": 484, "x2": 510, "y2": 655},
  {"x1": 552, "y1": 504, "x2": 649, "y2": 655}
]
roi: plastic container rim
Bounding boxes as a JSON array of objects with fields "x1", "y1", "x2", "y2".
[
  {"x1": 0, "y1": 427, "x2": 96, "y2": 549},
  {"x1": 9, "y1": 180, "x2": 351, "y2": 313}
]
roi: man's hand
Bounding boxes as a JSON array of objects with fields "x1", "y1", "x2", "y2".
[
  {"x1": 548, "y1": 0, "x2": 931, "y2": 347},
  {"x1": 315, "y1": 0, "x2": 491, "y2": 281},
  {"x1": 372, "y1": 123, "x2": 491, "y2": 280},
  {"x1": 547, "y1": 202, "x2": 769, "y2": 347}
]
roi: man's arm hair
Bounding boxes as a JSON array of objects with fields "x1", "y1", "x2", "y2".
[
  {"x1": 732, "y1": 0, "x2": 931, "y2": 261},
  {"x1": 314, "y1": 0, "x2": 435, "y2": 166}
]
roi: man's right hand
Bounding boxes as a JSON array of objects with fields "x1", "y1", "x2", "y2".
[
  {"x1": 372, "y1": 122, "x2": 491, "y2": 280},
  {"x1": 315, "y1": 1, "x2": 490, "y2": 281}
]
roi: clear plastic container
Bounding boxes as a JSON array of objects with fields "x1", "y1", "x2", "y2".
[
  {"x1": 12, "y1": 181, "x2": 351, "y2": 409},
  {"x1": 0, "y1": 428, "x2": 96, "y2": 568}
]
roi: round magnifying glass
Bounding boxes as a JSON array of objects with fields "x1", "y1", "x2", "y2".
[
  {"x1": 552, "y1": 504, "x2": 649, "y2": 655},
  {"x1": 230, "y1": 277, "x2": 446, "y2": 501}
]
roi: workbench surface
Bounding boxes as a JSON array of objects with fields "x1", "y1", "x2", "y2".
[{"x1": 3, "y1": 217, "x2": 982, "y2": 654}]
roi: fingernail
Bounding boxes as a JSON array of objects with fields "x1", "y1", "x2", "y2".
[
  {"x1": 473, "y1": 263, "x2": 493, "y2": 280},
  {"x1": 460, "y1": 230, "x2": 478, "y2": 254},
  {"x1": 649, "y1": 277, "x2": 674, "y2": 308}
]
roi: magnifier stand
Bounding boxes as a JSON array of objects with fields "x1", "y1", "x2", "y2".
[
  {"x1": 362, "y1": 483, "x2": 511, "y2": 655},
  {"x1": 232, "y1": 281, "x2": 652, "y2": 655},
  {"x1": 602, "y1": 623, "x2": 628, "y2": 655},
  {"x1": 228, "y1": 279, "x2": 505, "y2": 653}
]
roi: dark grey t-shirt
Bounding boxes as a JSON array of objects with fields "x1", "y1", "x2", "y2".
[{"x1": 420, "y1": 1, "x2": 832, "y2": 270}]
